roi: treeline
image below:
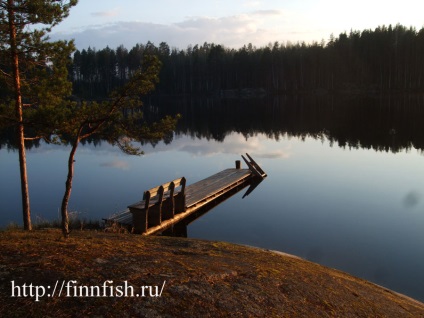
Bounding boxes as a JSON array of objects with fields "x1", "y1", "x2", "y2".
[{"x1": 70, "y1": 24, "x2": 424, "y2": 99}]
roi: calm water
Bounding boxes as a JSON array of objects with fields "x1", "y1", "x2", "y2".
[{"x1": 1, "y1": 95, "x2": 424, "y2": 301}]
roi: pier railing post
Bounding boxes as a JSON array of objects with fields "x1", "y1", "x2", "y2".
[
  {"x1": 129, "y1": 190, "x2": 151, "y2": 234},
  {"x1": 161, "y1": 182, "x2": 175, "y2": 221},
  {"x1": 175, "y1": 177, "x2": 186, "y2": 214},
  {"x1": 235, "y1": 160, "x2": 241, "y2": 169},
  {"x1": 169, "y1": 182, "x2": 176, "y2": 217},
  {"x1": 149, "y1": 186, "x2": 164, "y2": 227},
  {"x1": 130, "y1": 208, "x2": 148, "y2": 234}
]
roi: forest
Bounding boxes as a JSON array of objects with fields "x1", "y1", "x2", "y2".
[{"x1": 70, "y1": 24, "x2": 424, "y2": 99}]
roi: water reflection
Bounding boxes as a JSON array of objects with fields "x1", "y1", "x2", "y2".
[
  {"x1": 145, "y1": 94, "x2": 424, "y2": 154},
  {"x1": 160, "y1": 179, "x2": 263, "y2": 237},
  {"x1": 2, "y1": 94, "x2": 424, "y2": 155},
  {"x1": 99, "y1": 160, "x2": 130, "y2": 170}
]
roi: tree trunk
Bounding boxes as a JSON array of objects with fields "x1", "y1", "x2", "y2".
[
  {"x1": 61, "y1": 135, "x2": 80, "y2": 238},
  {"x1": 8, "y1": 0, "x2": 32, "y2": 230}
]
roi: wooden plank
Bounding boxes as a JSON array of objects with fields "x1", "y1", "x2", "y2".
[
  {"x1": 185, "y1": 169, "x2": 248, "y2": 203},
  {"x1": 186, "y1": 174, "x2": 249, "y2": 204},
  {"x1": 186, "y1": 169, "x2": 248, "y2": 193},
  {"x1": 185, "y1": 169, "x2": 251, "y2": 207}
]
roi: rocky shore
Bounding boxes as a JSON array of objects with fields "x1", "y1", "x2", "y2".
[{"x1": 0, "y1": 229, "x2": 423, "y2": 317}]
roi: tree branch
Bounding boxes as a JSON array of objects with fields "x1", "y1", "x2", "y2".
[
  {"x1": 23, "y1": 136, "x2": 43, "y2": 141},
  {"x1": 0, "y1": 68, "x2": 12, "y2": 78}
]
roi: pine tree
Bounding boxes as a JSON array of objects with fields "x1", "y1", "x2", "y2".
[
  {"x1": 0, "y1": 0, "x2": 78, "y2": 230},
  {"x1": 57, "y1": 54, "x2": 179, "y2": 237}
]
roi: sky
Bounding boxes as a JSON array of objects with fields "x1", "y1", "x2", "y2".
[{"x1": 50, "y1": 0, "x2": 424, "y2": 51}]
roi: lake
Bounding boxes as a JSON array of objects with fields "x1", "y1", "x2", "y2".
[{"x1": 1, "y1": 94, "x2": 424, "y2": 301}]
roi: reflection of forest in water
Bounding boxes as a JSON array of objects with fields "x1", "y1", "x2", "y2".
[
  {"x1": 2, "y1": 94, "x2": 424, "y2": 154},
  {"x1": 145, "y1": 94, "x2": 424, "y2": 153}
]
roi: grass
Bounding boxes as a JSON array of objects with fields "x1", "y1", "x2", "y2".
[{"x1": 4, "y1": 214, "x2": 104, "y2": 232}]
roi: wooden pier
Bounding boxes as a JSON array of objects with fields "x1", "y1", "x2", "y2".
[{"x1": 105, "y1": 153, "x2": 266, "y2": 235}]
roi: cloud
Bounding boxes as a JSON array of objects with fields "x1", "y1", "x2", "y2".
[
  {"x1": 143, "y1": 132, "x2": 292, "y2": 159},
  {"x1": 51, "y1": 0, "x2": 424, "y2": 52},
  {"x1": 251, "y1": 10, "x2": 282, "y2": 16},
  {"x1": 51, "y1": 12, "x2": 294, "y2": 50},
  {"x1": 256, "y1": 150, "x2": 291, "y2": 159},
  {"x1": 100, "y1": 160, "x2": 129, "y2": 170},
  {"x1": 243, "y1": 0, "x2": 262, "y2": 8},
  {"x1": 91, "y1": 8, "x2": 120, "y2": 18},
  {"x1": 174, "y1": 15, "x2": 263, "y2": 43}
]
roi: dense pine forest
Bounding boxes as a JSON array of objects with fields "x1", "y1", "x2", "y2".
[
  {"x1": 70, "y1": 24, "x2": 424, "y2": 99},
  {"x1": 3, "y1": 24, "x2": 424, "y2": 153}
]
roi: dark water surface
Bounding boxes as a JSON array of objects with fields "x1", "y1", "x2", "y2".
[{"x1": 1, "y1": 95, "x2": 424, "y2": 301}]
